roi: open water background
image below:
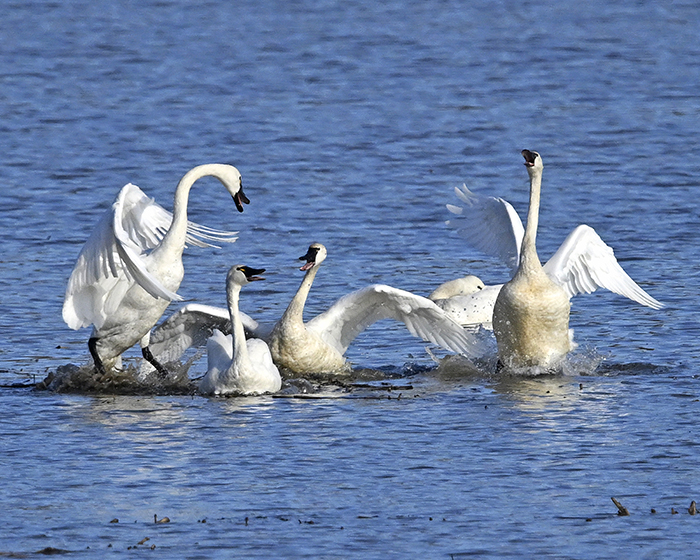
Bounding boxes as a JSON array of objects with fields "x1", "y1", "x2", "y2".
[{"x1": 1, "y1": 0, "x2": 699, "y2": 557}]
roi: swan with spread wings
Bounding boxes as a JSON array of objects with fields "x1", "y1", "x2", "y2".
[{"x1": 62, "y1": 164, "x2": 249, "y2": 376}]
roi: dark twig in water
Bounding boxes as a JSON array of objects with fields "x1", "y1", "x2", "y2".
[{"x1": 611, "y1": 497, "x2": 629, "y2": 516}]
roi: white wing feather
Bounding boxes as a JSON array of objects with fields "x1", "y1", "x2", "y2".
[
  {"x1": 446, "y1": 184, "x2": 524, "y2": 271},
  {"x1": 305, "y1": 284, "x2": 486, "y2": 357},
  {"x1": 543, "y1": 225, "x2": 663, "y2": 309},
  {"x1": 63, "y1": 183, "x2": 239, "y2": 330},
  {"x1": 148, "y1": 303, "x2": 265, "y2": 365},
  {"x1": 447, "y1": 185, "x2": 662, "y2": 309},
  {"x1": 204, "y1": 329, "x2": 234, "y2": 384}
]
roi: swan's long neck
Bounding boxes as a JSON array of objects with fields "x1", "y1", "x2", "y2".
[
  {"x1": 159, "y1": 164, "x2": 221, "y2": 258},
  {"x1": 519, "y1": 167, "x2": 543, "y2": 273},
  {"x1": 227, "y1": 282, "x2": 249, "y2": 369},
  {"x1": 281, "y1": 266, "x2": 320, "y2": 328}
]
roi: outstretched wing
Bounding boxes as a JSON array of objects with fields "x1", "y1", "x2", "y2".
[
  {"x1": 305, "y1": 284, "x2": 487, "y2": 357},
  {"x1": 62, "y1": 183, "x2": 239, "y2": 330},
  {"x1": 148, "y1": 303, "x2": 265, "y2": 365},
  {"x1": 446, "y1": 184, "x2": 524, "y2": 271},
  {"x1": 543, "y1": 225, "x2": 663, "y2": 309}
]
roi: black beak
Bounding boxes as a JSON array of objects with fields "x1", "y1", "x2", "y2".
[
  {"x1": 521, "y1": 149, "x2": 537, "y2": 167},
  {"x1": 233, "y1": 186, "x2": 250, "y2": 212},
  {"x1": 240, "y1": 266, "x2": 265, "y2": 281},
  {"x1": 299, "y1": 247, "x2": 316, "y2": 262},
  {"x1": 299, "y1": 246, "x2": 320, "y2": 271}
]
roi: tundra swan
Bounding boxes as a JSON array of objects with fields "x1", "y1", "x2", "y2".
[
  {"x1": 62, "y1": 164, "x2": 249, "y2": 376},
  {"x1": 198, "y1": 265, "x2": 281, "y2": 396},
  {"x1": 490, "y1": 150, "x2": 571, "y2": 369},
  {"x1": 267, "y1": 243, "x2": 485, "y2": 375},
  {"x1": 446, "y1": 150, "x2": 662, "y2": 369},
  {"x1": 428, "y1": 275, "x2": 486, "y2": 301}
]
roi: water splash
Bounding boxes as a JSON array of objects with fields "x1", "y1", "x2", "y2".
[{"x1": 37, "y1": 363, "x2": 195, "y2": 395}]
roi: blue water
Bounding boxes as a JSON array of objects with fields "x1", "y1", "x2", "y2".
[{"x1": 1, "y1": 0, "x2": 699, "y2": 557}]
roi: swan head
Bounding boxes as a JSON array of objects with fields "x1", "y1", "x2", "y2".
[
  {"x1": 226, "y1": 167, "x2": 249, "y2": 213},
  {"x1": 299, "y1": 243, "x2": 327, "y2": 271},
  {"x1": 521, "y1": 150, "x2": 543, "y2": 175},
  {"x1": 428, "y1": 275, "x2": 485, "y2": 301},
  {"x1": 227, "y1": 265, "x2": 266, "y2": 287},
  {"x1": 177, "y1": 163, "x2": 249, "y2": 211},
  {"x1": 212, "y1": 164, "x2": 249, "y2": 212}
]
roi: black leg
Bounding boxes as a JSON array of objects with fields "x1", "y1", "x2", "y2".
[
  {"x1": 88, "y1": 337, "x2": 106, "y2": 375},
  {"x1": 142, "y1": 346, "x2": 169, "y2": 378}
]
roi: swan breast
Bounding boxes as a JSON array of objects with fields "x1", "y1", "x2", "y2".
[{"x1": 493, "y1": 271, "x2": 571, "y2": 369}]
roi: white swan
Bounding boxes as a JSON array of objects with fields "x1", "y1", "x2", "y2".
[
  {"x1": 490, "y1": 150, "x2": 571, "y2": 369},
  {"x1": 267, "y1": 243, "x2": 485, "y2": 375},
  {"x1": 446, "y1": 150, "x2": 663, "y2": 369},
  {"x1": 145, "y1": 244, "x2": 486, "y2": 374},
  {"x1": 198, "y1": 265, "x2": 281, "y2": 396},
  {"x1": 145, "y1": 303, "x2": 265, "y2": 374},
  {"x1": 62, "y1": 164, "x2": 249, "y2": 376}
]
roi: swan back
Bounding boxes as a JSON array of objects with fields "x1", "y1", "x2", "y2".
[
  {"x1": 429, "y1": 275, "x2": 485, "y2": 301},
  {"x1": 433, "y1": 284, "x2": 502, "y2": 329}
]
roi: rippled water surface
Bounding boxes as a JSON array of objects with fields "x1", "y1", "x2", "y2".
[{"x1": 1, "y1": 0, "x2": 699, "y2": 557}]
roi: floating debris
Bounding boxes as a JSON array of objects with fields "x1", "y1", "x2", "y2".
[
  {"x1": 36, "y1": 547, "x2": 70, "y2": 555},
  {"x1": 611, "y1": 497, "x2": 629, "y2": 516}
]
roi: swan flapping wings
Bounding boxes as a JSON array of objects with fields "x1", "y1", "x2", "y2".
[
  {"x1": 63, "y1": 183, "x2": 240, "y2": 330},
  {"x1": 304, "y1": 284, "x2": 488, "y2": 357},
  {"x1": 447, "y1": 184, "x2": 523, "y2": 271},
  {"x1": 447, "y1": 185, "x2": 663, "y2": 309},
  {"x1": 543, "y1": 224, "x2": 663, "y2": 308}
]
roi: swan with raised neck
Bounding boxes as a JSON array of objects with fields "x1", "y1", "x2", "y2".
[
  {"x1": 268, "y1": 243, "x2": 349, "y2": 374},
  {"x1": 492, "y1": 150, "x2": 571, "y2": 371},
  {"x1": 199, "y1": 265, "x2": 281, "y2": 395}
]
